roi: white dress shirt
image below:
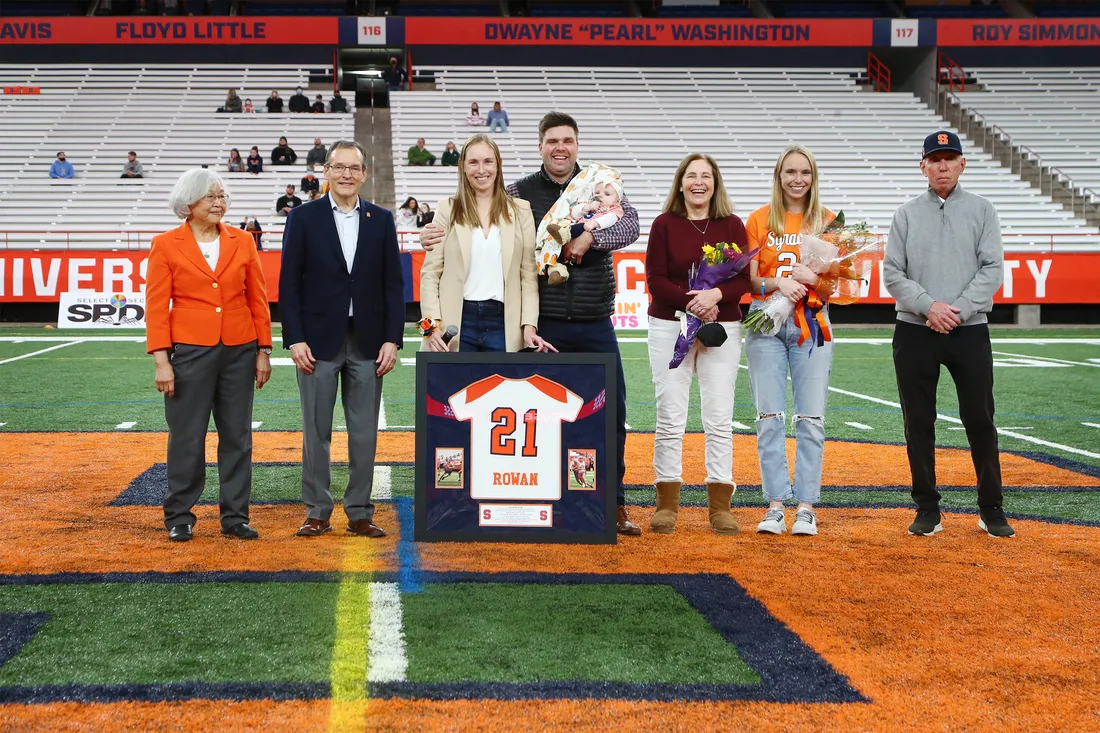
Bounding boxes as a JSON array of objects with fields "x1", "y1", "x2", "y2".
[
  {"x1": 463, "y1": 225, "x2": 504, "y2": 302},
  {"x1": 329, "y1": 193, "x2": 361, "y2": 316},
  {"x1": 197, "y1": 236, "x2": 220, "y2": 272}
]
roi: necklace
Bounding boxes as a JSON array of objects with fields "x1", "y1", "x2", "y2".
[{"x1": 688, "y1": 217, "x2": 710, "y2": 236}]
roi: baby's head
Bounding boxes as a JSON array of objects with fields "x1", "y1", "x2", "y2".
[{"x1": 594, "y1": 180, "x2": 622, "y2": 206}]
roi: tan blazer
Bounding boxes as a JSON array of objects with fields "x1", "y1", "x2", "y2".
[{"x1": 420, "y1": 196, "x2": 539, "y2": 352}]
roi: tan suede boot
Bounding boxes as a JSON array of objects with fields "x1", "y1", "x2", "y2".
[
  {"x1": 650, "y1": 481, "x2": 681, "y2": 534},
  {"x1": 707, "y1": 482, "x2": 740, "y2": 535}
]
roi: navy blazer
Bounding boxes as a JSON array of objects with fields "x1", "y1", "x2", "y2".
[{"x1": 278, "y1": 195, "x2": 405, "y2": 362}]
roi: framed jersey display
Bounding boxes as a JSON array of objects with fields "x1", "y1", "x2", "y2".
[{"x1": 415, "y1": 353, "x2": 618, "y2": 544}]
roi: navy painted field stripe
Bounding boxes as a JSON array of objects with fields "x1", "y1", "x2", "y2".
[
  {"x1": 369, "y1": 680, "x2": 766, "y2": 702},
  {"x1": 0, "y1": 613, "x2": 50, "y2": 668},
  {"x1": 625, "y1": 483, "x2": 1100, "y2": 494},
  {"x1": 0, "y1": 681, "x2": 329, "y2": 705}
]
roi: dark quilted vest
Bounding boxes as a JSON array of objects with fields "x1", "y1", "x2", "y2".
[{"x1": 513, "y1": 167, "x2": 617, "y2": 322}]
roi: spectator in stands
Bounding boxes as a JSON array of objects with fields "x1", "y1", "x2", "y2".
[
  {"x1": 419, "y1": 133, "x2": 548, "y2": 355},
  {"x1": 271, "y1": 137, "x2": 297, "y2": 166},
  {"x1": 330, "y1": 90, "x2": 348, "y2": 114},
  {"x1": 222, "y1": 89, "x2": 242, "y2": 114},
  {"x1": 311, "y1": 94, "x2": 326, "y2": 114},
  {"x1": 49, "y1": 152, "x2": 74, "y2": 179},
  {"x1": 396, "y1": 197, "x2": 419, "y2": 230},
  {"x1": 467, "y1": 103, "x2": 484, "y2": 126},
  {"x1": 246, "y1": 146, "x2": 263, "y2": 175},
  {"x1": 408, "y1": 138, "x2": 436, "y2": 166},
  {"x1": 243, "y1": 97, "x2": 255, "y2": 114},
  {"x1": 419, "y1": 111, "x2": 642, "y2": 536},
  {"x1": 228, "y1": 148, "x2": 244, "y2": 172},
  {"x1": 289, "y1": 87, "x2": 310, "y2": 114},
  {"x1": 147, "y1": 167, "x2": 272, "y2": 543},
  {"x1": 306, "y1": 138, "x2": 327, "y2": 168},
  {"x1": 161, "y1": 0, "x2": 179, "y2": 15},
  {"x1": 240, "y1": 215, "x2": 263, "y2": 250},
  {"x1": 276, "y1": 184, "x2": 303, "y2": 216},
  {"x1": 265, "y1": 90, "x2": 283, "y2": 114},
  {"x1": 418, "y1": 202, "x2": 434, "y2": 228},
  {"x1": 121, "y1": 151, "x2": 144, "y2": 179},
  {"x1": 486, "y1": 101, "x2": 509, "y2": 134},
  {"x1": 135, "y1": 0, "x2": 150, "y2": 14},
  {"x1": 382, "y1": 56, "x2": 406, "y2": 92},
  {"x1": 885, "y1": 130, "x2": 1012, "y2": 539},
  {"x1": 301, "y1": 166, "x2": 320, "y2": 197},
  {"x1": 441, "y1": 142, "x2": 459, "y2": 166},
  {"x1": 645, "y1": 153, "x2": 750, "y2": 536},
  {"x1": 745, "y1": 144, "x2": 836, "y2": 538}
]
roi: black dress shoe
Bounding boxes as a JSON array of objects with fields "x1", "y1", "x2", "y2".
[
  {"x1": 168, "y1": 524, "x2": 193, "y2": 542},
  {"x1": 221, "y1": 523, "x2": 259, "y2": 540}
]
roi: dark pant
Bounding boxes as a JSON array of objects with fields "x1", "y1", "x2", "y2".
[
  {"x1": 892, "y1": 321, "x2": 1003, "y2": 511},
  {"x1": 569, "y1": 222, "x2": 587, "y2": 239},
  {"x1": 163, "y1": 340, "x2": 256, "y2": 530},
  {"x1": 460, "y1": 299, "x2": 507, "y2": 352},
  {"x1": 537, "y1": 316, "x2": 628, "y2": 505}
]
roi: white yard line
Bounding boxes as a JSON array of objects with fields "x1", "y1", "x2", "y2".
[
  {"x1": 1083, "y1": 423, "x2": 1100, "y2": 430},
  {"x1": 271, "y1": 357, "x2": 294, "y2": 367},
  {"x1": 400, "y1": 358, "x2": 416, "y2": 367},
  {"x1": 0, "y1": 336, "x2": 145, "y2": 342},
  {"x1": 624, "y1": 422, "x2": 633, "y2": 430},
  {"x1": 372, "y1": 465, "x2": 393, "y2": 500},
  {"x1": 615, "y1": 337, "x2": 1100, "y2": 346},
  {"x1": 115, "y1": 421, "x2": 136, "y2": 430},
  {"x1": 0, "y1": 341, "x2": 80, "y2": 365},
  {"x1": 991, "y1": 350, "x2": 1100, "y2": 368},
  {"x1": 251, "y1": 421, "x2": 263, "y2": 429},
  {"x1": 732, "y1": 420, "x2": 752, "y2": 431},
  {"x1": 366, "y1": 582, "x2": 408, "y2": 683},
  {"x1": 383, "y1": 425, "x2": 415, "y2": 430},
  {"x1": 378, "y1": 396, "x2": 387, "y2": 429},
  {"x1": 845, "y1": 422, "x2": 874, "y2": 430},
  {"x1": 0, "y1": 423, "x2": 6, "y2": 428}
]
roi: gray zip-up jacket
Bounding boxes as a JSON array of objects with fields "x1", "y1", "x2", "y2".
[{"x1": 884, "y1": 184, "x2": 1003, "y2": 326}]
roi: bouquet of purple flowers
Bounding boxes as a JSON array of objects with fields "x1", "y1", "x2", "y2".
[{"x1": 669, "y1": 242, "x2": 758, "y2": 369}]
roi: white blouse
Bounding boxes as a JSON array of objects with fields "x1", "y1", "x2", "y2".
[
  {"x1": 197, "y1": 236, "x2": 220, "y2": 271},
  {"x1": 463, "y1": 225, "x2": 504, "y2": 303}
]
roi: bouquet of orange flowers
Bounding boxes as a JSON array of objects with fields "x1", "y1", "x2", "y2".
[{"x1": 742, "y1": 212, "x2": 884, "y2": 346}]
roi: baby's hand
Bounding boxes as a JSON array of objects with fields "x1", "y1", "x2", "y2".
[
  {"x1": 583, "y1": 201, "x2": 600, "y2": 212},
  {"x1": 583, "y1": 220, "x2": 600, "y2": 231}
]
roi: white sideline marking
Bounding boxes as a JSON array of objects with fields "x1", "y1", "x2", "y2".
[
  {"x1": 115, "y1": 421, "x2": 136, "y2": 430},
  {"x1": 845, "y1": 422, "x2": 874, "y2": 430},
  {"x1": 378, "y1": 396, "x2": 387, "y2": 429},
  {"x1": 251, "y1": 421, "x2": 263, "y2": 429},
  {"x1": 336, "y1": 425, "x2": 346, "y2": 430},
  {"x1": 367, "y1": 582, "x2": 408, "y2": 683},
  {"x1": 384, "y1": 425, "x2": 415, "y2": 430},
  {"x1": 992, "y1": 350, "x2": 1100, "y2": 368},
  {"x1": 271, "y1": 357, "x2": 295, "y2": 367},
  {"x1": 1083, "y1": 423, "x2": 1100, "y2": 429},
  {"x1": 373, "y1": 465, "x2": 392, "y2": 499},
  {"x1": 732, "y1": 421, "x2": 751, "y2": 431},
  {"x1": 0, "y1": 423, "x2": 6, "y2": 428},
  {"x1": 737, "y1": 363, "x2": 1100, "y2": 460},
  {"x1": 0, "y1": 341, "x2": 79, "y2": 365},
  {"x1": 624, "y1": 422, "x2": 633, "y2": 430},
  {"x1": 400, "y1": 358, "x2": 416, "y2": 366},
  {"x1": 950, "y1": 426, "x2": 1032, "y2": 431},
  {"x1": 1089, "y1": 359, "x2": 1100, "y2": 364}
]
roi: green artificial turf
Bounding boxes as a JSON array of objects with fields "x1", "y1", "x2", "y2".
[
  {"x1": 0, "y1": 583, "x2": 339, "y2": 685},
  {"x1": 402, "y1": 583, "x2": 759, "y2": 684},
  {"x1": 198, "y1": 464, "x2": 416, "y2": 502}
]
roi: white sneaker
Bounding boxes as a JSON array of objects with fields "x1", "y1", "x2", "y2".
[
  {"x1": 791, "y1": 509, "x2": 818, "y2": 536},
  {"x1": 756, "y1": 507, "x2": 786, "y2": 534}
]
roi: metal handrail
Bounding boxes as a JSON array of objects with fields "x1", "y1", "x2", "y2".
[
  {"x1": 867, "y1": 51, "x2": 892, "y2": 94},
  {"x1": 941, "y1": 88, "x2": 1100, "y2": 212}
]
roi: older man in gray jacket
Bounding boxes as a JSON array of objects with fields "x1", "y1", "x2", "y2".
[{"x1": 884, "y1": 130, "x2": 1013, "y2": 539}]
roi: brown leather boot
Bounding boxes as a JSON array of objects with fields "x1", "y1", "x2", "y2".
[
  {"x1": 706, "y1": 482, "x2": 740, "y2": 535},
  {"x1": 650, "y1": 481, "x2": 681, "y2": 534},
  {"x1": 616, "y1": 505, "x2": 641, "y2": 536}
]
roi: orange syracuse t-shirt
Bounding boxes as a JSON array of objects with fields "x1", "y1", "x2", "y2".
[{"x1": 745, "y1": 205, "x2": 835, "y2": 300}]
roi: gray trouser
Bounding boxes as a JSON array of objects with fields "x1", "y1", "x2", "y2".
[
  {"x1": 297, "y1": 331, "x2": 382, "y2": 522},
  {"x1": 163, "y1": 340, "x2": 256, "y2": 530}
]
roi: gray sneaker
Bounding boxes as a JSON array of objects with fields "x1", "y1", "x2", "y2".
[
  {"x1": 791, "y1": 509, "x2": 818, "y2": 536},
  {"x1": 756, "y1": 507, "x2": 786, "y2": 534}
]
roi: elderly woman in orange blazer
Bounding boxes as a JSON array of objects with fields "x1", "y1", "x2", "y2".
[
  {"x1": 419, "y1": 133, "x2": 552, "y2": 353},
  {"x1": 146, "y1": 168, "x2": 273, "y2": 543}
]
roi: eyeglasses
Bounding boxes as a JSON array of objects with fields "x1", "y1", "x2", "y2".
[
  {"x1": 327, "y1": 164, "x2": 365, "y2": 175},
  {"x1": 202, "y1": 193, "x2": 228, "y2": 203}
]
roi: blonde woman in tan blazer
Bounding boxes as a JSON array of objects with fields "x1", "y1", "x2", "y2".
[{"x1": 420, "y1": 133, "x2": 555, "y2": 353}]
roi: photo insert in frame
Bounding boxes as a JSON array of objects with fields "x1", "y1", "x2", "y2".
[
  {"x1": 567, "y1": 448, "x2": 596, "y2": 490},
  {"x1": 435, "y1": 448, "x2": 465, "y2": 489}
]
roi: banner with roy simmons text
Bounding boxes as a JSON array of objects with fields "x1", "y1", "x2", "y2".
[{"x1": 1, "y1": 252, "x2": 1095, "y2": 328}]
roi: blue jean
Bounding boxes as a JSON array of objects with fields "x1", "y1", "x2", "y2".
[
  {"x1": 536, "y1": 316, "x2": 627, "y2": 506},
  {"x1": 489, "y1": 120, "x2": 507, "y2": 133},
  {"x1": 744, "y1": 303, "x2": 833, "y2": 505},
  {"x1": 459, "y1": 299, "x2": 506, "y2": 352}
]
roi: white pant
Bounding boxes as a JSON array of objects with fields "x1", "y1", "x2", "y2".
[{"x1": 648, "y1": 316, "x2": 741, "y2": 485}]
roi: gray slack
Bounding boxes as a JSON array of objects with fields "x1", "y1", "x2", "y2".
[
  {"x1": 163, "y1": 340, "x2": 257, "y2": 530},
  {"x1": 297, "y1": 331, "x2": 382, "y2": 523}
]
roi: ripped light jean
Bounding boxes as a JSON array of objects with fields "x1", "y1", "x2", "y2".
[{"x1": 744, "y1": 303, "x2": 833, "y2": 505}]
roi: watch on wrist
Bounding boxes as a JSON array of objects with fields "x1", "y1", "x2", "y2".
[{"x1": 258, "y1": 347, "x2": 272, "y2": 355}]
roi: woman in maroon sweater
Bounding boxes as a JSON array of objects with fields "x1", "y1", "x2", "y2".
[{"x1": 645, "y1": 153, "x2": 751, "y2": 536}]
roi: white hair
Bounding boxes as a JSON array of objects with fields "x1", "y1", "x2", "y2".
[{"x1": 168, "y1": 168, "x2": 231, "y2": 219}]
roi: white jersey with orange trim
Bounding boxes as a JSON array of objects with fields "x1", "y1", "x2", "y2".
[{"x1": 449, "y1": 375, "x2": 584, "y2": 500}]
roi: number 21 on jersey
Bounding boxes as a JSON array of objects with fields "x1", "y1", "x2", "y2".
[{"x1": 490, "y1": 407, "x2": 538, "y2": 457}]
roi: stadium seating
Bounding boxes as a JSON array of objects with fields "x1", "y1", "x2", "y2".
[
  {"x1": 391, "y1": 67, "x2": 1099, "y2": 252},
  {"x1": 958, "y1": 68, "x2": 1100, "y2": 202},
  {"x1": 0, "y1": 64, "x2": 354, "y2": 250}
]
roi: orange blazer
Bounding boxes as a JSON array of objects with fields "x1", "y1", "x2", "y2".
[{"x1": 145, "y1": 221, "x2": 272, "y2": 354}]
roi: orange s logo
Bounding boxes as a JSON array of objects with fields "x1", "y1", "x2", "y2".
[{"x1": 938, "y1": 133, "x2": 949, "y2": 145}]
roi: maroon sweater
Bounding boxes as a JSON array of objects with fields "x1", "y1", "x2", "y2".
[{"x1": 645, "y1": 213, "x2": 751, "y2": 322}]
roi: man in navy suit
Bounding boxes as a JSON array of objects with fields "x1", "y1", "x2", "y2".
[{"x1": 279, "y1": 140, "x2": 404, "y2": 538}]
